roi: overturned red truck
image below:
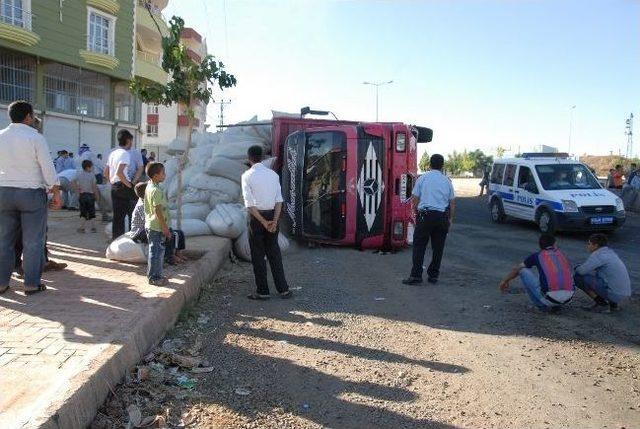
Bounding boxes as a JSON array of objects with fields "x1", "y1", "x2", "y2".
[{"x1": 243, "y1": 108, "x2": 433, "y2": 250}]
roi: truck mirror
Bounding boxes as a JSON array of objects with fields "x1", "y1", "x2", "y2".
[{"x1": 415, "y1": 127, "x2": 433, "y2": 143}]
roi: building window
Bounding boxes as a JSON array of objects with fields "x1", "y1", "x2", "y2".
[
  {"x1": 147, "y1": 104, "x2": 159, "y2": 114},
  {"x1": 0, "y1": 49, "x2": 35, "y2": 103},
  {"x1": 114, "y1": 82, "x2": 137, "y2": 123},
  {"x1": 44, "y1": 63, "x2": 110, "y2": 119},
  {"x1": 87, "y1": 7, "x2": 115, "y2": 56},
  {"x1": 146, "y1": 124, "x2": 158, "y2": 137},
  {"x1": 1, "y1": 0, "x2": 32, "y2": 30}
]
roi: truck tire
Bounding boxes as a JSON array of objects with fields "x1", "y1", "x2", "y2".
[
  {"x1": 537, "y1": 208, "x2": 556, "y2": 234},
  {"x1": 490, "y1": 198, "x2": 506, "y2": 223}
]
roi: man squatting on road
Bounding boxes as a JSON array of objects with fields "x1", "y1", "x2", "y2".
[
  {"x1": 241, "y1": 145, "x2": 292, "y2": 300},
  {"x1": 403, "y1": 154, "x2": 456, "y2": 285}
]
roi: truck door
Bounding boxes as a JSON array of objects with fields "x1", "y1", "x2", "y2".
[
  {"x1": 515, "y1": 165, "x2": 537, "y2": 221},
  {"x1": 281, "y1": 131, "x2": 305, "y2": 237},
  {"x1": 501, "y1": 163, "x2": 518, "y2": 216}
]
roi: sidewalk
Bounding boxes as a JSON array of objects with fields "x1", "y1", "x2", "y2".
[{"x1": 0, "y1": 210, "x2": 230, "y2": 429}]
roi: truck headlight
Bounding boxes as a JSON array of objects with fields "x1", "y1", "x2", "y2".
[
  {"x1": 396, "y1": 133, "x2": 406, "y2": 152},
  {"x1": 615, "y1": 198, "x2": 625, "y2": 212},
  {"x1": 561, "y1": 200, "x2": 579, "y2": 212},
  {"x1": 393, "y1": 220, "x2": 404, "y2": 240}
]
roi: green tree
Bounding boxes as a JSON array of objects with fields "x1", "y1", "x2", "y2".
[
  {"x1": 496, "y1": 146, "x2": 507, "y2": 158},
  {"x1": 418, "y1": 152, "x2": 429, "y2": 172},
  {"x1": 130, "y1": 15, "x2": 236, "y2": 228}
]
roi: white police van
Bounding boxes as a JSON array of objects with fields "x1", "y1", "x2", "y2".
[{"x1": 488, "y1": 153, "x2": 625, "y2": 233}]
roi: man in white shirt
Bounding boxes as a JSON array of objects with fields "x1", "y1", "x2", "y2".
[
  {"x1": 241, "y1": 145, "x2": 292, "y2": 300},
  {"x1": 0, "y1": 101, "x2": 60, "y2": 295},
  {"x1": 57, "y1": 168, "x2": 78, "y2": 210},
  {"x1": 104, "y1": 129, "x2": 135, "y2": 240}
]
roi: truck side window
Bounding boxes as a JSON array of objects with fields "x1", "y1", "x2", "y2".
[
  {"x1": 517, "y1": 166, "x2": 531, "y2": 188},
  {"x1": 490, "y1": 164, "x2": 505, "y2": 184},
  {"x1": 503, "y1": 164, "x2": 516, "y2": 186}
]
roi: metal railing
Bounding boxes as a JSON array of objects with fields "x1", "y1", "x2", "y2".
[
  {"x1": 0, "y1": 50, "x2": 35, "y2": 103},
  {"x1": 137, "y1": 50, "x2": 161, "y2": 66},
  {"x1": 0, "y1": 3, "x2": 33, "y2": 31}
]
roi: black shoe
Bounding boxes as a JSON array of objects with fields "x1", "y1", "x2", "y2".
[
  {"x1": 402, "y1": 277, "x2": 423, "y2": 285},
  {"x1": 427, "y1": 277, "x2": 438, "y2": 284},
  {"x1": 280, "y1": 290, "x2": 293, "y2": 299}
]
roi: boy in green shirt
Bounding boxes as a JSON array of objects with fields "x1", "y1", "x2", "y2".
[{"x1": 144, "y1": 162, "x2": 171, "y2": 286}]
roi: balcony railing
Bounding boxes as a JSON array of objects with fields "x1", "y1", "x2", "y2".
[
  {"x1": 137, "y1": 50, "x2": 161, "y2": 66},
  {"x1": 0, "y1": 3, "x2": 33, "y2": 31}
]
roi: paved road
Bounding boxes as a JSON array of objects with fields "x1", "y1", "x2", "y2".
[{"x1": 94, "y1": 196, "x2": 640, "y2": 429}]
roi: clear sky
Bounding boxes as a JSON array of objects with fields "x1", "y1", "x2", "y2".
[{"x1": 165, "y1": 0, "x2": 640, "y2": 159}]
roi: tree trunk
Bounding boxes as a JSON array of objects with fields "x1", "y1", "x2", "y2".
[{"x1": 176, "y1": 99, "x2": 195, "y2": 230}]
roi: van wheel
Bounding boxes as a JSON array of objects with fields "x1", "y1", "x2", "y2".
[
  {"x1": 490, "y1": 199, "x2": 506, "y2": 223},
  {"x1": 537, "y1": 209, "x2": 556, "y2": 234}
]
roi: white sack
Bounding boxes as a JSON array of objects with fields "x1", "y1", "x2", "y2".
[
  {"x1": 188, "y1": 144, "x2": 213, "y2": 168},
  {"x1": 97, "y1": 184, "x2": 112, "y2": 212},
  {"x1": 170, "y1": 202, "x2": 211, "y2": 221},
  {"x1": 171, "y1": 218, "x2": 212, "y2": 236},
  {"x1": 211, "y1": 137, "x2": 267, "y2": 160},
  {"x1": 181, "y1": 187, "x2": 211, "y2": 204},
  {"x1": 189, "y1": 173, "x2": 241, "y2": 199},
  {"x1": 166, "y1": 138, "x2": 192, "y2": 155},
  {"x1": 164, "y1": 158, "x2": 179, "y2": 185},
  {"x1": 194, "y1": 132, "x2": 220, "y2": 146},
  {"x1": 106, "y1": 236, "x2": 147, "y2": 263},
  {"x1": 209, "y1": 192, "x2": 239, "y2": 209},
  {"x1": 168, "y1": 165, "x2": 203, "y2": 199},
  {"x1": 233, "y1": 229, "x2": 289, "y2": 262},
  {"x1": 205, "y1": 203, "x2": 246, "y2": 239},
  {"x1": 205, "y1": 157, "x2": 248, "y2": 183}
]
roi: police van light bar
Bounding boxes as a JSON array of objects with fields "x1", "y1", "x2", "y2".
[{"x1": 521, "y1": 152, "x2": 569, "y2": 159}]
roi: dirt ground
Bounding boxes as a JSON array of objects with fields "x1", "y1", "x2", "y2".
[{"x1": 92, "y1": 197, "x2": 639, "y2": 429}]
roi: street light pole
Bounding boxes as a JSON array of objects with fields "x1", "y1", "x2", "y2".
[
  {"x1": 568, "y1": 105, "x2": 576, "y2": 155},
  {"x1": 363, "y1": 80, "x2": 393, "y2": 121}
]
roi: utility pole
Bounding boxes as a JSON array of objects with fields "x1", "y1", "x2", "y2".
[
  {"x1": 216, "y1": 99, "x2": 231, "y2": 130},
  {"x1": 625, "y1": 113, "x2": 633, "y2": 158},
  {"x1": 568, "y1": 105, "x2": 576, "y2": 155},
  {"x1": 362, "y1": 80, "x2": 393, "y2": 121}
]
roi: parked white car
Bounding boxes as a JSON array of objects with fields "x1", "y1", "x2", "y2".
[{"x1": 488, "y1": 153, "x2": 625, "y2": 233}]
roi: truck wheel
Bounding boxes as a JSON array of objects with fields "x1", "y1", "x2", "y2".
[
  {"x1": 537, "y1": 209, "x2": 556, "y2": 234},
  {"x1": 490, "y1": 199, "x2": 506, "y2": 223}
]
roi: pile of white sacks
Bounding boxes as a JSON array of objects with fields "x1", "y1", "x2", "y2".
[{"x1": 106, "y1": 116, "x2": 289, "y2": 263}]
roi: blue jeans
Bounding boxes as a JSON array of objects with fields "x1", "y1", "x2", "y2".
[
  {"x1": 519, "y1": 268, "x2": 556, "y2": 309},
  {"x1": 0, "y1": 187, "x2": 48, "y2": 288},
  {"x1": 574, "y1": 273, "x2": 627, "y2": 304},
  {"x1": 147, "y1": 229, "x2": 165, "y2": 281}
]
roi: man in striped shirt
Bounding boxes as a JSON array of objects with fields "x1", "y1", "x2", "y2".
[{"x1": 499, "y1": 234, "x2": 575, "y2": 311}]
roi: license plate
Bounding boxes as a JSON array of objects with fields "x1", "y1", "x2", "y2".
[
  {"x1": 591, "y1": 216, "x2": 614, "y2": 225},
  {"x1": 400, "y1": 174, "x2": 408, "y2": 199}
]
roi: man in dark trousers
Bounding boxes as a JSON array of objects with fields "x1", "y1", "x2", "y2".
[
  {"x1": 241, "y1": 145, "x2": 292, "y2": 300},
  {"x1": 403, "y1": 154, "x2": 456, "y2": 285},
  {"x1": 104, "y1": 130, "x2": 135, "y2": 240}
]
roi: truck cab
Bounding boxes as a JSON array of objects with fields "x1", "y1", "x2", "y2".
[{"x1": 274, "y1": 113, "x2": 432, "y2": 250}]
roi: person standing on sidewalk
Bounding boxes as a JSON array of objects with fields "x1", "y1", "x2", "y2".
[
  {"x1": 144, "y1": 162, "x2": 171, "y2": 286},
  {"x1": 241, "y1": 145, "x2": 292, "y2": 300},
  {"x1": 0, "y1": 101, "x2": 60, "y2": 295},
  {"x1": 403, "y1": 154, "x2": 455, "y2": 285},
  {"x1": 105, "y1": 130, "x2": 135, "y2": 240}
]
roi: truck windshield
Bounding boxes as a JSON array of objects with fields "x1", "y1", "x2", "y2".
[
  {"x1": 535, "y1": 164, "x2": 601, "y2": 191},
  {"x1": 302, "y1": 131, "x2": 346, "y2": 239}
]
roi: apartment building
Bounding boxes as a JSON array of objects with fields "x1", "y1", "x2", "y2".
[
  {"x1": 141, "y1": 25, "x2": 208, "y2": 161},
  {"x1": 0, "y1": 0, "x2": 139, "y2": 157}
]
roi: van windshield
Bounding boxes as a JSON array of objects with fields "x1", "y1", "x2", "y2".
[{"x1": 535, "y1": 164, "x2": 601, "y2": 191}]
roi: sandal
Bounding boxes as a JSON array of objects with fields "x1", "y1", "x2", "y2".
[
  {"x1": 247, "y1": 293, "x2": 270, "y2": 300},
  {"x1": 24, "y1": 284, "x2": 47, "y2": 295},
  {"x1": 0, "y1": 285, "x2": 9, "y2": 294}
]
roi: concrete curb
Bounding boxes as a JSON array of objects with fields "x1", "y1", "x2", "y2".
[{"x1": 33, "y1": 239, "x2": 231, "y2": 429}]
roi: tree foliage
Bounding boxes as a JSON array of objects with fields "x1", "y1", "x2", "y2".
[
  {"x1": 418, "y1": 152, "x2": 429, "y2": 172},
  {"x1": 443, "y1": 149, "x2": 493, "y2": 176},
  {"x1": 496, "y1": 146, "x2": 507, "y2": 158}
]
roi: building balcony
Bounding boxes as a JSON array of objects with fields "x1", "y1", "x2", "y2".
[
  {"x1": 186, "y1": 48, "x2": 202, "y2": 64},
  {"x1": 137, "y1": 1, "x2": 169, "y2": 36},
  {"x1": 0, "y1": 4, "x2": 39, "y2": 46},
  {"x1": 181, "y1": 27, "x2": 202, "y2": 43},
  {"x1": 135, "y1": 50, "x2": 167, "y2": 84},
  {"x1": 178, "y1": 115, "x2": 200, "y2": 127}
]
